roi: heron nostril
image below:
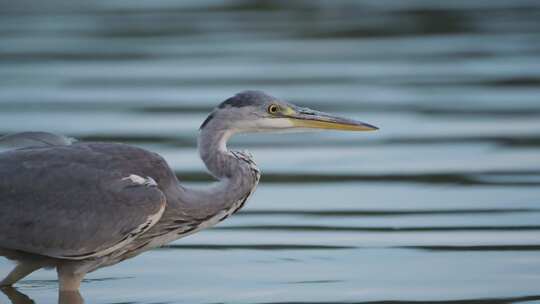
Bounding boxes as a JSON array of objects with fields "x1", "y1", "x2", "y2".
[{"x1": 301, "y1": 109, "x2": 316, "y2": 116}]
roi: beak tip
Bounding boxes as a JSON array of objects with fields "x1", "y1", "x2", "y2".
[{"x1": 362, "y1": 123, "x2": 379, "y2": 131}]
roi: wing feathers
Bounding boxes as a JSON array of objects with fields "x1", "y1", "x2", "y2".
[
  {"x1": 0, "y1": 143, "x2": 170, "y2": 260},
  {"x1": 0, "y1": 132, "x2": 74, "y2": 150}
]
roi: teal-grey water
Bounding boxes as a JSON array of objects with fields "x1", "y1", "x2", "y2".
[{"x1": 1, "y1": 0, "x2": 540, "y2": 303}]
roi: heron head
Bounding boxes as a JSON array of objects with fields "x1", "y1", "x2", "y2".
[{"x1": 201, "y1": 90, "x2": 378, "y2": 133}]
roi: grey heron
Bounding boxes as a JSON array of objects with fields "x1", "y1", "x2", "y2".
[{"x1": 0, "y1": 91, "x2": 377, "y2": 292}]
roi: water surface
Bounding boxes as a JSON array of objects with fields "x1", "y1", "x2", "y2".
[{"x1": 1, "y1": 0, "x2": 540, "y2": 303}]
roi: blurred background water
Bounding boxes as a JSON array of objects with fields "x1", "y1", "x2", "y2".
[{"x1": 1, "y1": 0, "x2": 540, "y2": 303}]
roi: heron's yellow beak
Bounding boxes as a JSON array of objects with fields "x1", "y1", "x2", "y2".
[{"x1": 284, "y1": 106, "x2": 378, "y2": 131}]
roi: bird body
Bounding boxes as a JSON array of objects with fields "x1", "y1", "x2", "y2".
[
  {"x1": 0, "y1": 91, "x2": 375, "y2": 291},
  {"x1": 1, "y1": 140, "x2": 259, "y2": 272}
]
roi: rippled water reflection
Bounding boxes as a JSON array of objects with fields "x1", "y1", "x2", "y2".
[{"x1": 1, "y1": 0, "x2": 540, "y2": 303}]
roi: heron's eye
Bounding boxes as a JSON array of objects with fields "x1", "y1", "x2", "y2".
[{"x1": 267, "y1": 104, "x2": 279, "y2": 114}]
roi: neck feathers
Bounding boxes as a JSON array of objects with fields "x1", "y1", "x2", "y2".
[
  {"x1": 175, "y1": 125, "x2": 260, "y2": 221},
  {"x1": 198, "y1": 127, "x2": 235, "y2": 178}
]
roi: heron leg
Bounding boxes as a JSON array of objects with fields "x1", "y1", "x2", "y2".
[
  {"x1": 0, "y1": 286, "x2": 35, "y2": 304},
  {"x1": 0, "y1": 262, "x2": 42, "y2": 286},
  {"x1": 59, "y1": 290, "x2": 84, "y2": 304},
  {"x1": 57, "y1": 265, "x2": 85, "y2": 292}
]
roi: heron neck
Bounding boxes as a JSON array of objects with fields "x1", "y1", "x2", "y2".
[
  {"x1": 198, "y1": 128, "x2": 236, "y2": 179},
  {"x1": 172, "y1": 127, "x2": 259, "y2": 221}
]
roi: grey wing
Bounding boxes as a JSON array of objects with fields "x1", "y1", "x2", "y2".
[
  {"x1": 0, "y1": 132, "x2": 75, "y2": 151},
  {"x1": 0, "y1": 148, "x2": 166, "y2": 260}
]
